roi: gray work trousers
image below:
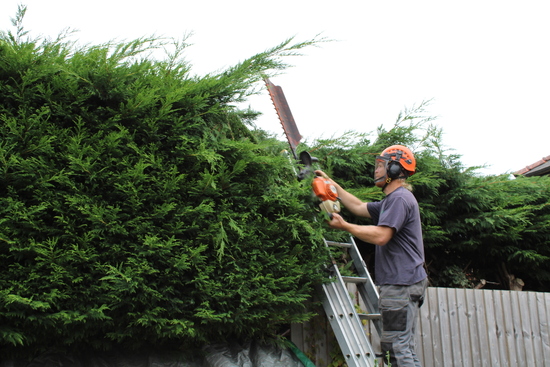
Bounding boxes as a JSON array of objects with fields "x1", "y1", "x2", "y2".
[{"x1": 379, "y1": 278, "x2": 428, "y2": 367}]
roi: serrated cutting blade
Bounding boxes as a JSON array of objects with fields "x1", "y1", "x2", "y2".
[{"x1": 264, "y1": 78, "x2": 302, "y2": 160}]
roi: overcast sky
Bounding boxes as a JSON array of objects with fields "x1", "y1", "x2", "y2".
[{"x1": 2, "y1": 1, "x2": 549, "y2": 175}]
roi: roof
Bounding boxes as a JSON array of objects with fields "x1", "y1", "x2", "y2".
[{"x1": 514, "y1": 155, "x2": 550, "y2": 176}]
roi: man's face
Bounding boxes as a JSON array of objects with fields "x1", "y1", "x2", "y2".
[{"x1": 374, "y1": 159, "x2": 387, "y2": 187}]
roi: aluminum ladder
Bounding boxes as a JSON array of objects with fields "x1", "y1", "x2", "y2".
[{"x1": 321, "y1": 237, "x2": 382, "y2": 367}]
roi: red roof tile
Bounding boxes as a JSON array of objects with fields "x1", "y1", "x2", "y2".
[{"x1": 514, "y1": 155, "x2": 550, "y2": 176}]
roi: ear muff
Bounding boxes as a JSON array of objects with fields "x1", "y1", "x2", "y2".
[{"x1": 387, "y1": 161, "x2": 403, "y2": 179}]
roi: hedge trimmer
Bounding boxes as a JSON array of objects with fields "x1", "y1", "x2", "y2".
[
  {"x1": 264, "y1": 78, "x2": 340, "y2": 218},
  {"x1": 264, "y1": 80, "x2": 381, "y2": 367}
]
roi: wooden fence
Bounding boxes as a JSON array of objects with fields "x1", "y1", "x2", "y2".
[{"x1": 291, "y1": 287, "x2": 550, "y2": 367}]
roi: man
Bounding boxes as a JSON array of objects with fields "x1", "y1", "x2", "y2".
[{"x1": 315, "y1": 144, "x2": 428, "y2": 367}]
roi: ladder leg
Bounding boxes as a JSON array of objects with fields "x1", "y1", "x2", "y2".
[
  {"x1": 320, "y1": 236, "x2": 384, "y2": 367},
  {"x1": 321, "y1": 264, "x2": 377, "y2": 367}
]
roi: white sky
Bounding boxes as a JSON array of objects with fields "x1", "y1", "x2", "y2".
[{"x1": 1, "y1": 0, "x2": 549, "y2": 175}]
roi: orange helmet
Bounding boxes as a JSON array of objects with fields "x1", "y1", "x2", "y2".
[{"x1": 377, "y1": 145, "x2": 416, "y2": 177}]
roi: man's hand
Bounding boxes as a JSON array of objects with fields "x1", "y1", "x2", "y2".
[
  {"x1": 327, "y1": 212, "x2": 347, "y2": 230},
  {"x1": 314, "y1": 170, "x2": 333, "y2": 182},
  {"x1": 327, "y1": 213, "x2": 395, "y2": 246}
]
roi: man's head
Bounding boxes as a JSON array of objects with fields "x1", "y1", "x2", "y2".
[{"x1": 374, "y1": 145, "x2": 416, "y2": 188}]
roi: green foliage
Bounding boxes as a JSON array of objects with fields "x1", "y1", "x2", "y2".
[
  {"x1": 429, "y1": 174, "x2": 550, "y2": 289},
  {"x1": 0, "y1": 8, "x2": 330, "y2": 358}
]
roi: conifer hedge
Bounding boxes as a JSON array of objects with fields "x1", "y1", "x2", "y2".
[{"x1": 0, "y1": 17, "x2": 328, "y2": 358}]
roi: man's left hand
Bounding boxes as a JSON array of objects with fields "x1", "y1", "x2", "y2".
[{"x1": 327, "y1": 212, "x2": 347, "y2": 230}]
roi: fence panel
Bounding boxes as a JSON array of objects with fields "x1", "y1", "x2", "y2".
[
  {"x1": 416, "y1": 288, "x2": 550, "y2": 367},
  {"x1": 293, "y1": 287, "x2": 550, "y2": 366}
]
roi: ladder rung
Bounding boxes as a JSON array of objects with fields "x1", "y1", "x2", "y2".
[
  {"x1": 326, "y1": 241, "x2": 352, "y2": 248},
  {"x1": 342, "y1": 276, "x2": 368, "y2": 284},
  {"x1": 358, "y1": 313, "x2": 382, "y2": 320}
]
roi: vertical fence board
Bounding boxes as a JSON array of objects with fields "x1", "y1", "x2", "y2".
[
  {"x1": 425, "y1": 287, "x2": 443, "y2": 366},
  {"x1": 291, "y1": 322, "x2": 304, "y2": 351},
  {"x1": 457, "y1": 288, "x2": 474, "y2": 367},
  {"x1": 463, "y1": 289, "x2": 481, "y2": 366},
  {"x1": 517, "y1": 291, "x2": 535, "y2": 366},
  {"x1": 459, "y1": 288, "x2": 479, "y2": 367},
  {"x1": 466, "y1": 289, "x2": 489, "y2": 366},
  {"x1": 506, "y1": 291, "x2": 516, "y2": 366},
  {"x1": 446, "y1": 288, "x2": 463, "y2": 365},
  {"x1": 291, "y1": 299, "x2": 335, "y2": 367},
  {"x1": 417, "y1": 289, "x2": 432, "y2": 367},
  {"x1": 508, "y1": 291, "x2": 521, "y2": 366},
  {"x1": 512, "y1": 291, "x2": 528, "y2": 365},
  {"x1": 439, "y1": 287, "x2": 454, "y2": 366},
  {"x1": 493, "y1": 292, "x2": 510, "y2": 367},
  {"x1": 527, "y1": 291, "x2": 544, "y2": 366},
  {"x1": 541, "y1": 292, "x2": 550, "y2": 366},
  {"x1": 482, "y1": 289, "x2": 501, "y2": 366}
]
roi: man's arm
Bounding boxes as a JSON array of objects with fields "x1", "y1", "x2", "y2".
[
  {"x1": 328, "y1": 213, "x2": 394, "y2": 246},
  {"x1": 315, "y1": 170, "x2": 371, "y2": 218}
]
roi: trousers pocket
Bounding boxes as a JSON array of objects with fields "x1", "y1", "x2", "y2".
[{"x1": 380, "y1": 298, "x2": 408, "y2": 332}]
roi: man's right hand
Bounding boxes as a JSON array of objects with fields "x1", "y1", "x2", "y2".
[{"x1": 314, "y1": 170, "x2": 328, "y2": 178}]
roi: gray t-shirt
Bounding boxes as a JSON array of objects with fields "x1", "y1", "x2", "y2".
[{"x1": 367, "y1": 186, "x2": 427, "y2": 285}]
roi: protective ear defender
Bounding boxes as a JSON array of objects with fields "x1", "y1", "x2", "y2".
[{"x1": 387, "y1": 160, "x2": 403, "y2": 179}]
